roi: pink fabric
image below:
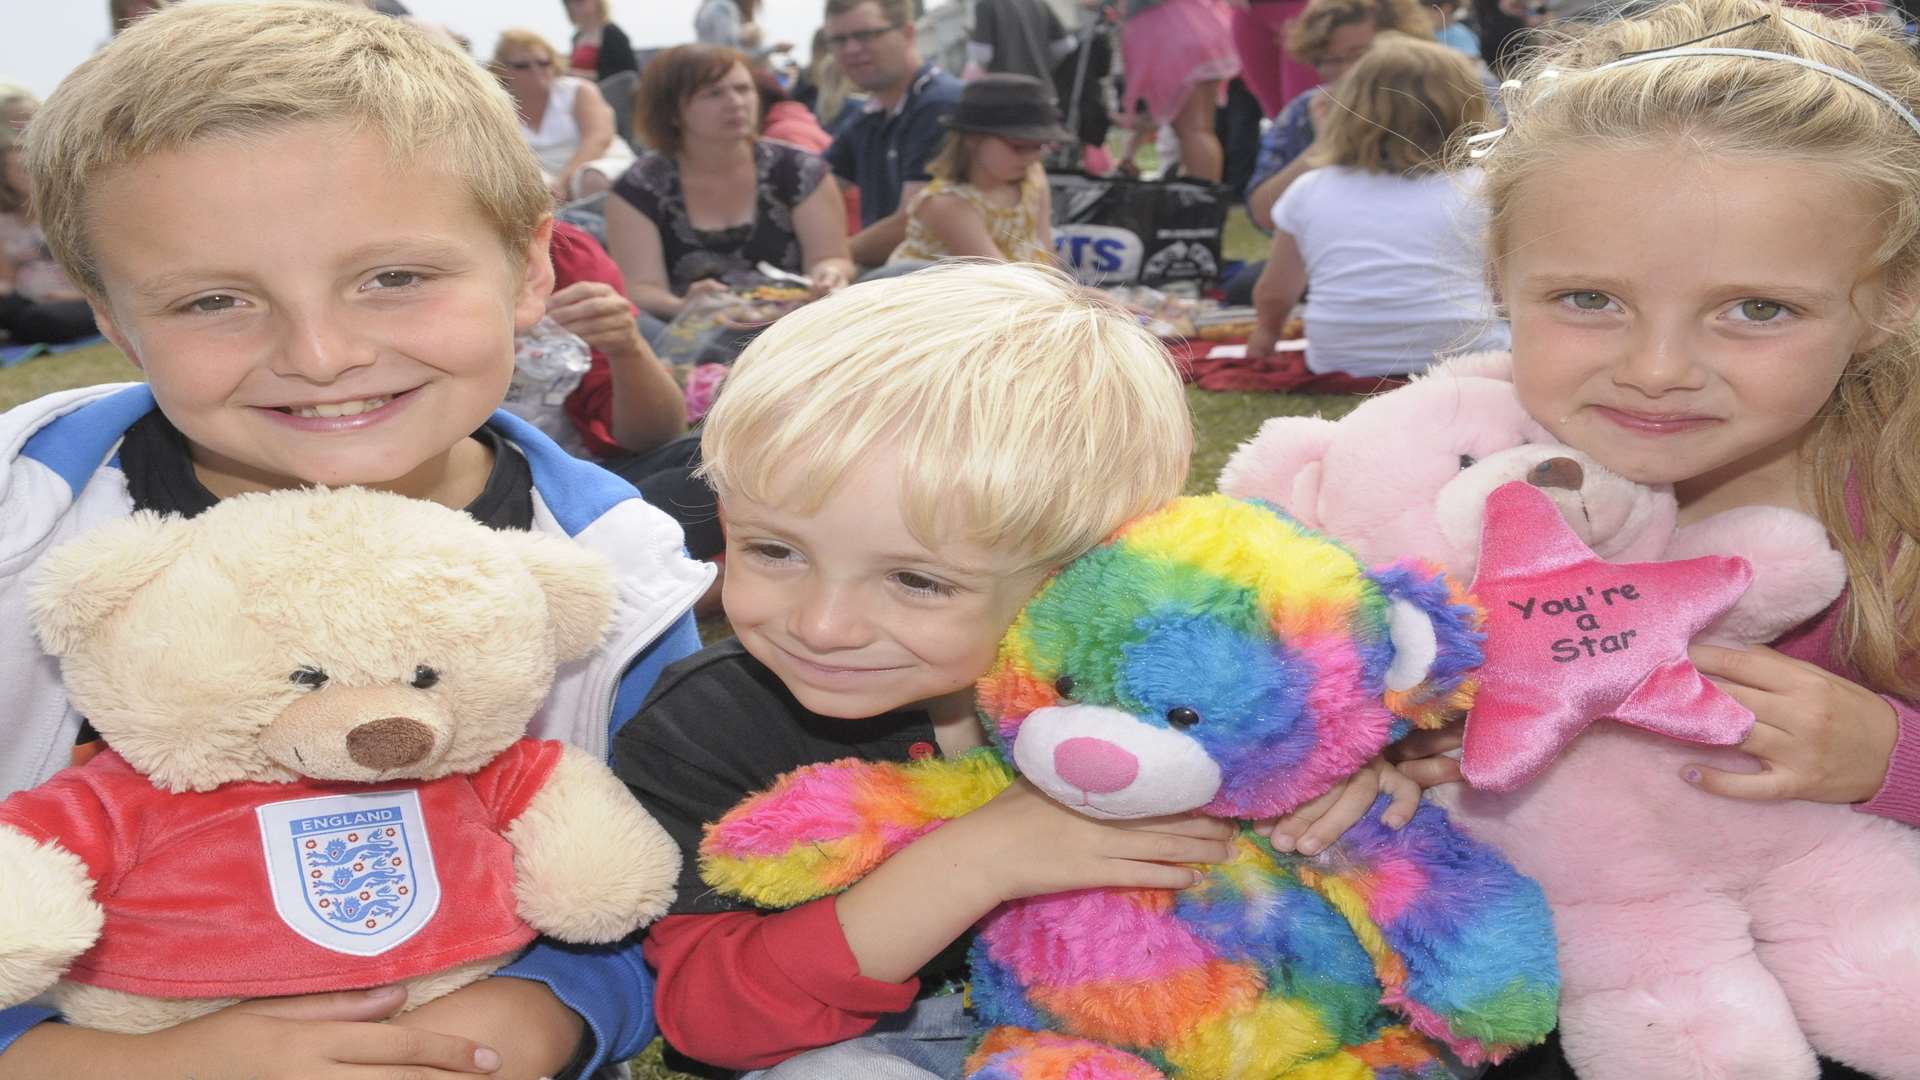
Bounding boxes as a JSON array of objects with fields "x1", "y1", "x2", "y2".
[
  {"x1": 1462, "y1": 483, "x2": 1756, "y2": 791},
  {"x1": 1121, "y1": 0, "x2": 1242, "y2": 123},
  {"x1": 1230, "y1": 1, "x2": 1323, "y2": 118}
]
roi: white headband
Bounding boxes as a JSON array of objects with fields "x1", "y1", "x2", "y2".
[{"x1": 1467, "y1": 45, "x2": 1920, "y2": 158}]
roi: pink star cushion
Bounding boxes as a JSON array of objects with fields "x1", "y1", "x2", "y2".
[{"x1": 1461, "y1": 483, "x2": 1756, "y2": 791}]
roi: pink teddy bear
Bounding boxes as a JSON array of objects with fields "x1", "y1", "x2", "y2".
[{"x1": 1220, "y1": 352, "x2": 1920, "y2": 1080}]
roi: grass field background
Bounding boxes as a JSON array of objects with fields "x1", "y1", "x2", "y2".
[{"x1": 0, "y1": 208, "x2": 1366, "y2": 1078}]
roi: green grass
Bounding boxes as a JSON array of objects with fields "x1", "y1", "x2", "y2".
[
  {"x1": 0, "y1": 213, "x2": 1362, "y2": 1080},
  {"x1": 0, "y1": 343, "x2": 138, "y2": 412}
]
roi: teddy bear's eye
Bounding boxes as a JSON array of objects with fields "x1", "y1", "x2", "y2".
[
  {"x1": 1458, "y1": 454, "x2": 1477, "y2": 471},
  {"x1": 1166, "y1": 706, "x2": 1201, "y2": 730},
  {"x1": 410, "y1": 666, "x2": 439, "y2": 690},
  {"x1": 290, "y1": 667, "x2": 328, "y2": 689},
  {"x1": 1053, "y1": 675, "x2": 1076, "y2": 699}
]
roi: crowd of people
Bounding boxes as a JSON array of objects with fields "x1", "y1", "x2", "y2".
[{"x1": 4, "y1": 0, "x2": 1920, "y2": 1078}]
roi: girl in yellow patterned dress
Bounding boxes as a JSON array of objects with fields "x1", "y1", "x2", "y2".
[{"x1": 888, "y1": 75, "x2": 1066, "y2": 266}]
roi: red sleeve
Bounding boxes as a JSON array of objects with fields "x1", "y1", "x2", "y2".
[
  {"x1": 469, "y1": 739, "x2": 568, "y2": 830},
  {"x1": 642, "y1": 898, "x2": 921, "y2": 1070},
  {"x1": 549, "y1": 220, "x2": 636, "y2": 459},
  {"x1": 0, "y1": 766, "x2": 123, "y2": 887}
]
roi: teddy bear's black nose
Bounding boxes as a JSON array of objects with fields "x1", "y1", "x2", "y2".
[
  {"x1": 347, "y1": 717, "x2": 435, "y2": 770},
  {"x1": 1528, "y1": 457, "x2": 1585, "y2": 491}
]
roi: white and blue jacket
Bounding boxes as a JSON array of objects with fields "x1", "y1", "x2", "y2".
[{"x1": 0, "y1": 383, "x2": 714, "y2": 1073}]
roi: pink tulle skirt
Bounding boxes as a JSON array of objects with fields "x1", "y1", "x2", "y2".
[{"x1": 1121, "y1": 0, "x2": 1242, "y2": 123}]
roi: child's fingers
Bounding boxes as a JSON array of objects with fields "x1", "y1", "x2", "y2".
[
  {"x1": 1105, "y1": 828, "x2": 1234, "y2": 867},
  {"x1": 1107, "y1": 859, "x2": 1207, "y2": 891},
  {"x1": 328, "y1": 1022, "x2": 503, "y2": 1073},
  {"x1": 1263, "y1": 782, "x2": 1345, "y2": 852},
  {"x1": 1293, "y1": 774, "x2": 1381, "y2": 855},
  {"x1": 1689, "y1": 643, "x2": 1801, "y2": 692},
  {"x1": 1378, "y1": 766, "x2": 1421, "y2": 828},
  {"x1": 1386, "y1": 724, "x2": 1463, "y2": 762},
  {"x1": 230, "y1": 986, "x2": 408, "y2": 1023},
  {"x1": 1395, "y1": 754, "x2": 1462, "y2": 789},
  {"x1": 1123, "y1": 813, "x2": 1237, "y2": 840},
  {"x1": 1683, "y1": 762, "x2": 1793, "y2": 802}
]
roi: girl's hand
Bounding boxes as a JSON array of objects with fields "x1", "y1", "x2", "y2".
[
  {"x1": 946, "y1": 777, "x2": 1235, "y2": 903},
  {"x1": 1686, "y1": 644, "x2": 1900, "y2": 804},
  {"x1": 1254, "y1": 756, "x2": 1419, "y2": 856},
  {"x1": 1385, "y1": 720, "x2": 1465, "y2": 789}
]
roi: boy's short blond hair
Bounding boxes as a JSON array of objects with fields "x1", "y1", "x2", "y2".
[
  {"x1": 26, "y1": 0, "x2": 551, "y2": 298},
  {"x1": 700, "y1": 262, "x2": 1193, "y2": 572}
]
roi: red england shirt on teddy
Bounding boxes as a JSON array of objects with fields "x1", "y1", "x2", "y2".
[{"x1": 0, "y1": 740, "x2": 565, "y2": 998}]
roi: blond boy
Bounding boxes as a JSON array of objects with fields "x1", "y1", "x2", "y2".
[
  {"x1": 0, "y1": 4, "x2": 710, "y2": 1077},
  {"x1": 611, "y1": 262, "x2": 1234, "y2": 1078}
]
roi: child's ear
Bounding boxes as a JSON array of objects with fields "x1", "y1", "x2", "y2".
[
  {"x1": 87, "y1": 296, "x2": 141, "y2": 371},
  {"x1": 513, "y1": 216, "x2": 557, "y2": 332}
]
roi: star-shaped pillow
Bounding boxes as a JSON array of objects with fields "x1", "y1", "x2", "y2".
[{"x1": 1460, "y1": 483, "x2": 1754, "y2": 791}]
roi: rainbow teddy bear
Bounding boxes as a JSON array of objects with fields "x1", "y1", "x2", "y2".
[{"x1": 702, "y1": 495, "x2": 1559, "y2": 1078}]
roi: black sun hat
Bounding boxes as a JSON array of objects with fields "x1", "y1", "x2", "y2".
[{"x1": 941, "y1": 74, "x2": 1075, "y2": 143}]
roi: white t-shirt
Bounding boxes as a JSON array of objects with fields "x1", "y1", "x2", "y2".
[{"x1": 1271, "y1": 166, "x2": 1509, "y2": 378}]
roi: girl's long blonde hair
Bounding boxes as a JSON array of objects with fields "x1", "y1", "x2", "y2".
[
  {"x1": 1309, "y1": 32, "x2": 1490, "y2": 175},
  {"x1": 1463, "y1": 0, "x2": 1920, "y2": 693}
]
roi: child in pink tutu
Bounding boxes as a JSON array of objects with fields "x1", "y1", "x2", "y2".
[{"x1": 1118, "y1": 0, "x2": 1240, "y2": 182}]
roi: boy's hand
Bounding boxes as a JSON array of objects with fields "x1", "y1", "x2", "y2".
[
  {"x1": 0, "y1": 986, "x2": 503, "y2": 1080},
  {"x1": 946, "y1": 777, "x2": 1236, "y2": 903},
  {"x1": 1255, "y1": 756, "x2": 1420, "y2": 856},
  {"x1": 1686, "y1": 644, "x2": 1900, "y2": 804}
]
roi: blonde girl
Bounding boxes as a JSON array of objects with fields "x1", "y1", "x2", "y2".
[
  {"x1": 1247, "y1": 33, "x2": 1507, "y2": 375},
  {"x1": 1468, "y1": 3, "x2": 1920, "y2": 1072},
  {"x1": 888, "y1": 74, "x2": 1063, "y2": 266}
]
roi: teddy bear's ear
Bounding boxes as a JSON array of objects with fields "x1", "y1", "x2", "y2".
[
  {"x1": 497, "y1": 532, "x2": 618, "y2": 663},
  {"x1": 1368, "y1": 560, "x2": 1486, "y2": 729},
  {"x1": 29, "y1": 512, "x2": 198, "y2": 657},
  {"x1": 1217, "y1": 416, "x2": 1337, "y2": 528}
]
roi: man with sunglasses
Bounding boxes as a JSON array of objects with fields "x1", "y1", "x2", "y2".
[{"x1": 821, "y1": 0, "x2": 963, "y2": 267}]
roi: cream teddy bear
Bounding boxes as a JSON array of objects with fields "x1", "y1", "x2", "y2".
[{"x1": 0, "y1": 487, "x2": 678, "y2": 1036}]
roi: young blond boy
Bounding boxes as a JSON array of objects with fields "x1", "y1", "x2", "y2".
[
  {"x1": 612, "y1": 262, "x2": 1241, "y2": 1077},
  {"x1": 0, "y1": 4, "x2": 710, "y2": 1077}
]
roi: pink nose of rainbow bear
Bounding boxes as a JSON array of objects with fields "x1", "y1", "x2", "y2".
[{"x1": 1053, "y1": 737, "x2": 1140, "y2": 793}]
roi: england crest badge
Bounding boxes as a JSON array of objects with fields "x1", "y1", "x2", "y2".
[{"x1": 256, "y1": 790, "x2": 443, "y2": 956}]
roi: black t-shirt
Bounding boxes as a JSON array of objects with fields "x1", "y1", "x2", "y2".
[
  {"x1": 611, "y1": 638, "x2": 945, "y2": 917},
  {"x1": 117, "y1": 408, "x2": 534, "y2": 529}
]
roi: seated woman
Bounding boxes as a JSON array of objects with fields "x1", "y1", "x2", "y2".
[
  {"x1": 1246, "y1": 33, "x2": 1507, "y2": 378},
  {"x1": 605, "y1": 45, "x2": 852, "y2": 321},
  {"x1": 888, "y1": 74, "x2": 1062, "y2": 266},
  {"x1": 562, "y1": 0, "x2": 637, "y2": 81},
  {"x1": 494, "y1": 29, "x2": 636, "y2": 202}
]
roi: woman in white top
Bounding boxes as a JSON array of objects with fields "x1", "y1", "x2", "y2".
[
  {"x1": 1247, "y1": 33, "x2": 1507, "y2": 378},
  {"x1": 494, "y1": 29, "x2": 636, "y2": 202}
]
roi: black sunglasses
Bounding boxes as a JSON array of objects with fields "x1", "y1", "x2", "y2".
[{"x1": 503, "y1": 60, "x2": 549, "y2": 71}]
